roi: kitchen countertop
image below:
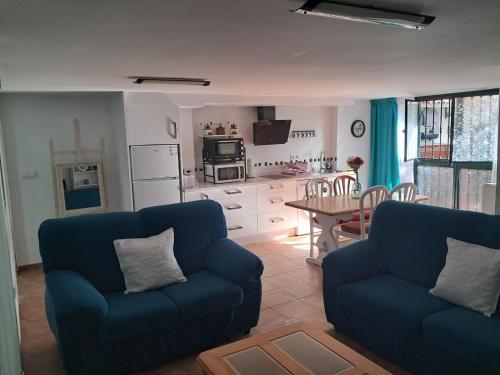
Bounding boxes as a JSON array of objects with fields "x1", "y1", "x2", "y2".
[{"x1": 183, "y1": 170, "x2": 354, "y2": 192}]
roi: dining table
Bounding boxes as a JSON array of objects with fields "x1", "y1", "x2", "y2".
[{"x1": 285, "y1": 195, "x2": 428, "y2": 265}]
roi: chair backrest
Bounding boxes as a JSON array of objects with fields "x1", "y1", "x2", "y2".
[
  {"x1": 389, "y1": 182, "x2": 417, "y2": 203},
  {"x1": 333, "y1": 175, "x2": 356, "y2": 196},
  {"x1": 371, "y1": 200, "x2": 500, "y2": 288},
  {"x1": 38, "y1": 200, "x2": 227, "y2": 293},
  {"x1": 305, "y1": 178, "x2": 333, "y2": 199},
  {"x1": 359, "y1": 185, "x2": 389, "y2": 239}
]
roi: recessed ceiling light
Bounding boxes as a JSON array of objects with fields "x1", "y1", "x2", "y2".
[
  {"x1": 291, "y1": 0, "x2": 435, "y2": 30},
  {"x1": 130, "y1": 77, "x2": 210, "y2": 86}
]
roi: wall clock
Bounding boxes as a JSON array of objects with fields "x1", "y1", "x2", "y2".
[{"x1": 351, "y1": 120, "x2": 365, "y2": 138}]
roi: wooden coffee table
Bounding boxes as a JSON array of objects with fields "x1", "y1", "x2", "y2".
[{"x1": 198, "y1": 322, "x2": 391, "y2": 375}]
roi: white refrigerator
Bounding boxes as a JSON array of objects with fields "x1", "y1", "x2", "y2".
[{"x1": 130, "y1": 144, "x2": 182, "y2": 210}]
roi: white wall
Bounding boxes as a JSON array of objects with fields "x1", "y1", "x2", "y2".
[
  {"x1": 179, "y1": 108, "x2": 195, "y2": 174},
  {"x1": 0, "y1": 93, "x2": 128, "y2": 265},
  {"x1": 190, "y1": 106, "x2": 336, "y2": 177},
  {"x1": 109, "y1": 93, "x2": 133, "y2": 211},
  {"x1": 336, "y1": 100, "x2": 371, "y2": 187}
]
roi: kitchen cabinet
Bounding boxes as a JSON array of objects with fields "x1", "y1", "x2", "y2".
[
  {"x1": 183, "y1": 172, "x2": 353, "y2": 240},
  {"x1": 256, "y1": 180, "x2": 297, "y2": 194},
  {"x1": 257, "y1": 189, "x2": 297, "y2": 213},
  {"x1": 258, "y1": 208, "x2": 297, "y2": 233},
  {"x1": 123, "y1": 92, "x2": 180, "y2": 145},
  {"x1": 227, "y1": 215, "x2": 258, "y2": 240},
  {"x1": 204, "y1": 185, "x2": 256, "y2": 201},
  {"x1": 219, "y1": 195, "x2": 258, "y2": 218},
  {"x1": 186, "y1": 185, "x2": 258, "y2": 239}
]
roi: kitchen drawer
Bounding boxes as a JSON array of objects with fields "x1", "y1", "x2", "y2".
[
  {"x1": 257, "y1": 189, "x2": 297, "y2": 213},
  {"x1": 219, "y1": 195, "x2": 257, "y2": 218},
  {"x1": 258, "y1": 208, "x2": 297, "y2": 233},
  {"x1": 205, "y1": 185, "x2": 257, "y2": 201},
  {"x1": 226, "y1": 215, "x2": 258, "y2": 239},
  {"x1": 257, "y1": 180, "x2": 297, "y2": 194}
]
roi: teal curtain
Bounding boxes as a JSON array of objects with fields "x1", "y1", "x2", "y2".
[{"x1": 369, "y1": 98, "x2": 400, "y2": 189}]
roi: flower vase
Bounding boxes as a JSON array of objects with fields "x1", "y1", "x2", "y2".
[{"x1": 351, "y1": 172, "x2": 362, "y2": 199}]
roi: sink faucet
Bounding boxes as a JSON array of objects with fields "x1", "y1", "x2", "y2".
[{"x1": 319, "y1": 151, "x2": 326, "y2": 173}]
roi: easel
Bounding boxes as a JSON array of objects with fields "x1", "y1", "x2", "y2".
[{"x1": 49, "y1": 119, "x2": 106, "y2": 216}]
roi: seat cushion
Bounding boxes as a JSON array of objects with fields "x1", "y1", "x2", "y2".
[
  {"x1": 338, "y1": 275, "x2": 453, "y2": 334},
  {"x1": 340, "y1": 220, "x2": 371, "y2": 235},
  {"x1": 351, "y1": 209, "x2": 371, "y2": 221},
  {"x1": 99, "y1": 290, "x2": 179, "y2": 341},
  {"x1": 423, "y1": 307, "x2": 500, "y2": 373},
  {"x1": 161, "y1": 270, "x2": 243, "y2": 322}
]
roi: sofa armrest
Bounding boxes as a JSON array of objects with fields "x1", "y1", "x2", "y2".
[
  {"x1": 205, "y1": 238, "x2": 263, "y2": 284},
  {"x1": 45, "y1": 270, "x2": 108, "y2": 336},
  {"x1": 322, "y1": 239, "x2": 386, "y2": 288}
]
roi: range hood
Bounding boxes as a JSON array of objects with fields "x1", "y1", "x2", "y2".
[{"x1": 253, "y1": 107, "x2": 292, "y2": 145}]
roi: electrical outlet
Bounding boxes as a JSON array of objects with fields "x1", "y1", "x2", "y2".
[{"x1": 21, "y1": 171, "x2": 38, "y2": 180}]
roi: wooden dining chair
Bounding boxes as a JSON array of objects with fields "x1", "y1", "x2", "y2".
[
  {"x1": 305, "y1": 178, "x2": 333, "y2": 256},
  {"x1": 333, "y1": 175, "x2": 356, "y2": 196},
  {"x1": 334, "y1": 175, "x2": 370, "y2": 222},
  {"x1": 335, "y1": 185, "x2": 389, "y2": 241},
  {"x1": 389, "y1": 182, "x2": 417, "y2": 203}
]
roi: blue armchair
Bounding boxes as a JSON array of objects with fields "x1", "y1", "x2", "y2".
[
  {"x1": 39, "y1": 200, "x2": 263, "y2": 375},
  {"x1": 323, "y1": 200, "x2": 500, "y2": 375}
]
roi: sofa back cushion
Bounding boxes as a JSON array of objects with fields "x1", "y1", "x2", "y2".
[
  {"x1": 39, "y1": 212, "x2": 142, "y2": 292},
  {"x1": 370, "y1": 201, "x2": 500, "y2": 288},
  {"x1": 139, "y1": 200, "x2": 226, "y2": 275},
  {"x1": 39, "y1": 200, "x2": 227, "y2": 292}
]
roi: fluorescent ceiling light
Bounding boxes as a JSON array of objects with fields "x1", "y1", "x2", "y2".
[
  {"x1": 291, "y1": 0, "x2": 435, "y2": 30},
  {"x1": 130, "y1": 77, "x2": 210, "y2": 86}
]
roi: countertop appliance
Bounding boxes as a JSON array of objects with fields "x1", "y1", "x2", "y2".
[
  {"x1": 203, "y1": 137, "x2": 245, "y2": 162},
  {"x1": 204, "y1": 161, "x2": 245, "y2": 184},
  {"x1": 130, "y1": 144, "x2": 182, "y2": 210},
  {"x1": 246, "y1": 157, "x2": 255, "y2": 178}
]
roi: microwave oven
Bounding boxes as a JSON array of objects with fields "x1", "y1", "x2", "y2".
[
  {"x1": 204, "y1": 161, "x2": 245, "y2": 184},
  {"x1": 203, "y1": 138, "x2": 245, "y2": 162}
]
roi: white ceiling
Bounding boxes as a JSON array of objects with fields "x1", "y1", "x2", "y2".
[{"x1": 1, "y1": 0, "x2": 500, "y2": 99}]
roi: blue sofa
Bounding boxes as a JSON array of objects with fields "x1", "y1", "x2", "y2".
[
  {"x1": 38, "y1": 200, "x2": 263, "y2": 375},
  {"x1": 323, "y1": 200, "x2": 500, "y2": 375}
]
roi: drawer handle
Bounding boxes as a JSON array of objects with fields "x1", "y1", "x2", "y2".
[
  {"x1": 228, "y1": 225, "x2": 243, "y2": 231},
  {"x1": 270, "y1": 198, "x2": 284, "y2": 204},
  {"x1": 270, "y1": 217, "x2": 285, "y2": 223},
  {"x1": 226, "y1": 204, "x2": 242, "y2": 210},
  {"x1": 225, "y1": 189, "x2": 242, "y2": 195},
  {"x1": 270, "y1": 184, "x2": 284, "y2": 190}
]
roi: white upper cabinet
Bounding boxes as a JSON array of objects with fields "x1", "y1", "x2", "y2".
[{"x1": 123, "y1": 92, "x2": 180, "y2": 145}]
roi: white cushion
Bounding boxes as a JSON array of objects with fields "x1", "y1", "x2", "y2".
[
  {"x1": 430, "y1": 237, "x2": 500, "y2": 316},
  {"x1": 113, "y1": 228, "x2": 186, "y2": 294}
]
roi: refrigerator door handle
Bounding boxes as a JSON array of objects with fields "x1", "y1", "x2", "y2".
[
  {"x1": 134, "y1": 176, "x2": 178, "y2": 182},
  {"x1": 166, "y1": 117, "x2": 178, "y2": 139}
]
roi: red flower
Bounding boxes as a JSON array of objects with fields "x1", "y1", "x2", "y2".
[{"x1": 353, "y1": 157, "x2": 364, "y2": 166}]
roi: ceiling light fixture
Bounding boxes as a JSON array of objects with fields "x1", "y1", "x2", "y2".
[
  {"x1": 291, "y1": 0, "x2": 435, "y2": 30},
  {"x1": 130, "y1": 77, "x2": 210, "y2": 86}
]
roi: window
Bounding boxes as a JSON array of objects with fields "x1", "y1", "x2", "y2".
[{"x1": 405, "y1": 89, "x2": 499, "y2": 211}]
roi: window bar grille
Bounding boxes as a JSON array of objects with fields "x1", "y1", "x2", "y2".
[
  {"x1": 439, "y1": 100, "x2": 443, "y2": 160},
  {"x1": 449, "y1": 97, "x2": 455, "y2": 165},
  {"x1": 423, "y1": 101, "x2": 427, "y2": 157}
]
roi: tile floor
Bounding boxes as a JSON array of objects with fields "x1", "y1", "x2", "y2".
[{"x1": 18, "y1": 235, "x2": 410, "y2": 375}]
